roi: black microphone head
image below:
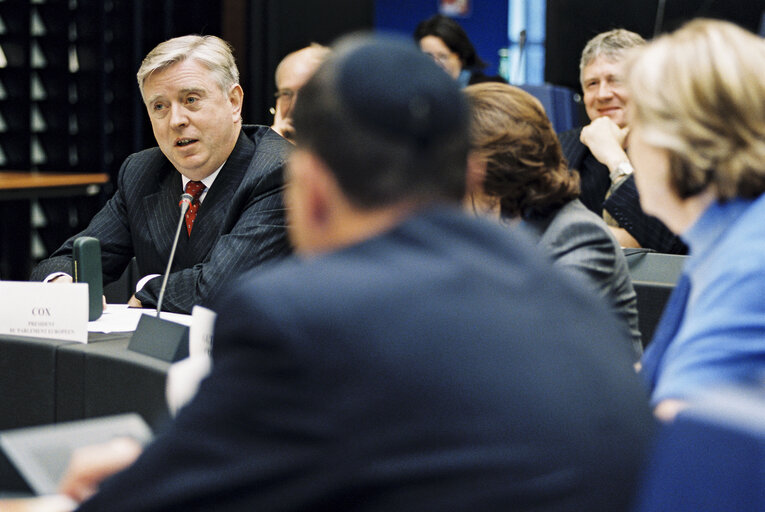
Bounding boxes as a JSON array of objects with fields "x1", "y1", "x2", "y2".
[{"x1": 179, "y1": 193, "x2": 193, "y2": 207}]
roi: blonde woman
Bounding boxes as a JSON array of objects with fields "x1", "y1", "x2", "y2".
[{"x1": 628, "y1": 19, "x2": 765, "y2": 420}]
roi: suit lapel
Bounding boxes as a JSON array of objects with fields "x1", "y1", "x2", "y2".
[
  {"x1": 185, "y1": 131, "x2": 255, "y2": 263},
  {"x1": 142, "y1": 161, "x2": 183, "y2": 261},
  {"x1": 561, "y1": 127, "x2": 586, "y2": 170}
]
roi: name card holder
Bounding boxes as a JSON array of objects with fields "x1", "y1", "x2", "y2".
[
  {"x1": 128, "y1": 315, "x2": 189, "y2": 362},
  {"x1": 0, "y1": 281, "x2": 89, "y2": 343}
]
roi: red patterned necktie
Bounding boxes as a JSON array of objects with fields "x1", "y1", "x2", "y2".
[{"x1": 184, "y1": 180, "x2": 206, "y2": 235}]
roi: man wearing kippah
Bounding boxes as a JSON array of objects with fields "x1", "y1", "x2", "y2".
[{"x1": 62, "y1": 34, "x2": 654, "y2": 511}]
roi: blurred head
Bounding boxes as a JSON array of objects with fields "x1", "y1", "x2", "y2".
[
  {"x1": 627, "y1": 19, "x2": 765, "y2": 201},
  {"x1": 289, "y1": 34, "x2": 470, "y2": 252},
  {"x1": 137, "y1": 35, "x2": 243, "y2": 181},
  {"x1": 465, "y1": 82, "x2": 579, "y2": 219},
  {"x1": 579, "y1": 29, "x2": 645, "y2": 127},
  {"x1": 627, "y1": 19, "x2": 765, "y2": 230},
  {"x1": 414, "y1": 14, "x2": 485, "y2": 79},
  {"x1": 272, "y1": 44, "x2": 331, "y2": 142}
]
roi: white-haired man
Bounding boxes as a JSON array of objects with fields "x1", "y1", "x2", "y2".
[{"x1": 31, "y1": 35, "x2": 292, "y2": 313}]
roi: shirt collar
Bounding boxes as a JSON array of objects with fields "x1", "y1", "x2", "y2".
[
  {"x1": 456, "y1": 69, "x2": 472, "y2": 89},
  {"x1": 181, "y1": 162, "x2": 225, "y2": 199}
]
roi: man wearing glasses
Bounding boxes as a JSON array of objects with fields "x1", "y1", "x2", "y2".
[{"x1": 270, "y1": 44, "x2": 330, "y2": 143}]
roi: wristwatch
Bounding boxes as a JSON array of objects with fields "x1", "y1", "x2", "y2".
[{"x1": 610, "y1": 161, "x2": 634, "y2": 182}]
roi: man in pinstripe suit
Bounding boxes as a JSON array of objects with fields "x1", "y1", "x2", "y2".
[
  {"x1": 30, "y1": 35, "x2": 292, "y2": 313},
  {"x1": 558, "y1": 29, "x2": 686, "y2": 254}
]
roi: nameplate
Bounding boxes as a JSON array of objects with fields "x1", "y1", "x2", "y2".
[
  {"x1": 0, "y1": 281, "x2": 89, "y2": 343},
  {"x1": 189, "y1": 305, "x2": 217, "y2": 356}
]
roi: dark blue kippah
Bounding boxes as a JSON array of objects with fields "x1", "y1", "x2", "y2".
[{"x1": 335, "y1": 35, "x2": 468, "y2": 147}]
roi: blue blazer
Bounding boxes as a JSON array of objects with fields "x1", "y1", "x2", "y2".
[
  {"x1": 30, "y1": 125, "x2": 292, "y2": 313},
  {"x1": 77, "y1": 208, "x2": 655, "y2": 511}
]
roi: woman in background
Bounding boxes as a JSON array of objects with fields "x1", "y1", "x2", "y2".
[
  {"x1": 627, "y1": 19, "x2": 765, "y2": 420},
  {"x1": 414, "y1": 14, "x2": 504, "y2": 87},
  {"x1": 465, "y1": 82, "x2": 641, "y2": 356}
]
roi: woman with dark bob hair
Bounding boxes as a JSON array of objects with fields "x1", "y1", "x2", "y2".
[
  {"x1": 628, "y1": 19, "x2": 765, "y2": 420},
  {"x1": 414, "y1": 14, "x2": 504, "y2": 87},
  {"x1": 465, "y1": 82, "x2": 641, "y2": 355}
]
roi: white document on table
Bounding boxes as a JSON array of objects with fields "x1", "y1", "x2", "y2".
[{"x1": 88, "y1": 304, "x2": 192, "y2": 333}]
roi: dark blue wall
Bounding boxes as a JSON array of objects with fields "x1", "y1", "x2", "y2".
[{"x1": 374, "y1": 0, "x2": 509, "y2": 75}]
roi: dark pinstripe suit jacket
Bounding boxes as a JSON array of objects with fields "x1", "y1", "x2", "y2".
[
  {"x1": 558, "y1": 127, "x2": 687, "y2": 255},
  {"x1": 558, "y1": 127, "x2": 611, "y2": 215},
  {"x1": 30, "y1": 125, "x2": 292, "y2": 313}
]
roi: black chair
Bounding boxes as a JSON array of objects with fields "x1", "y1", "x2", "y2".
[
  {"x1": 624, "y1": 249, "x2": 687, "y2": 347},
  {"x1": 633, "y1": 388, "x2": 765, "y2": 511}
]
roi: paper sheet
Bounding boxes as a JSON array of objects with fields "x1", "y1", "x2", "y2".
[{"x1": 88, "y1": 304, "x2": 192, "y2": 333}]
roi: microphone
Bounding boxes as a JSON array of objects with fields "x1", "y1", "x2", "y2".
[
  {"x1": 155, "y1": 193, "x2": 193, "y2": 317},
  {"x1": 128, "y1": 192, "x2": 193, "y2": 362},
  {"x1": 514, "y1": 29, "x2": 527, "y2": 84},
  {"x1": 654, "y1": 0, "x2": 667, "y2": 37}
]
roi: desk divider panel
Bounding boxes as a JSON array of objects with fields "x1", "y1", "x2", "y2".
[
  {"x1": 0, "y1": 335, "x2": 77, "y2": 430},
  {"x1": 56, "y1": 334, "x2": 171, "y2": 430}
]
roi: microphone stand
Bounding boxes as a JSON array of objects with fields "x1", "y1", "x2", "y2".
[
  {"x1": 128, "y1": 193, "x2": 194, "y2": 362},
  {"x1": 513, "y1": 29, "x2": 527, "y2": 85},
  {"x1": 155, "y1": 193, "x2": 192, "y2": 317}
]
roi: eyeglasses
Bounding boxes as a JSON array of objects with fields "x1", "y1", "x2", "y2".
[
  {"x1": 425, "y1": 52, "x2": 456, "y2": 66},
  {"x1": 269, "y1": 89, "x2": 297, "y2": 116}
]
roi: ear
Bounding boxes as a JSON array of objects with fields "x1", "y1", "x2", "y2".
[
  {"x1": 302, "y1": 154, "x2": 334, "y2": 228},
  {"x1": 228, "y1": 84, "x2": 244, "y2": 122},
  {"x1": 285, "y1": 149, "x2": 341, "y2": 254}
]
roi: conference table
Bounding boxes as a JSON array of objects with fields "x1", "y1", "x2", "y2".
[
  {"x1": 0, "y1": 171, "x2": 110, "y2": 281},
  {"x1": 0, "y1": 331, "x2": 171, "y2": 433},
  {"x1": 0, "y1": 305, "x2": 193, "y2": 497}
]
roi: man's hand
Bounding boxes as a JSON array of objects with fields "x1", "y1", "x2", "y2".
[
  {"x1": 580, "y1": 116, "x2": 630, "y2": 172},
  {"x1": 58, "y1": 437, "x2": 143, "y2": 503},
  {"x1": 127, "y1": 295, "x2": 143, "y2": 308}
]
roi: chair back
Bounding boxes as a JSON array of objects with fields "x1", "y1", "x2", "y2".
[
  {"x1": 633, "y1": 388, "x2": 765, "y2": 511},
  {"x1": 624, "y1": 250, "x2": 688, "y2": 346},
  {"x1": 519, "y1": 83, "x2": 581, "y2": 133}
]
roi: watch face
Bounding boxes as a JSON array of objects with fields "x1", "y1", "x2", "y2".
[
  {"x1": 610, "y1": 162, "x2": 633, "y2": 183},
  {"x1": 617, "y1": 162, "x2": 634, "y2": 175}
]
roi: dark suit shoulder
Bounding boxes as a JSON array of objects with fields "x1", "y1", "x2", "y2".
[
  {"x1": 545, "y1": 199, "x2": 615, "y2": 246},
  {"x1": 605, "y1": 176, "x2": 688, "y2": 254},
  {"x1": 242, "y1": 124, "x2": 291, "y2": 161},
  {"x1": 558, "y1": 127, "x2": 585, "y2": 168}
]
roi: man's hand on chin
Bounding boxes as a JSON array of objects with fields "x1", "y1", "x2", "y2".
[
  {"x1": 580, "y1": 116, "x2": 630, "y2": 171},
  {"x1": 127, "y1": 295, "x2": 143, "y2": 308}
]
